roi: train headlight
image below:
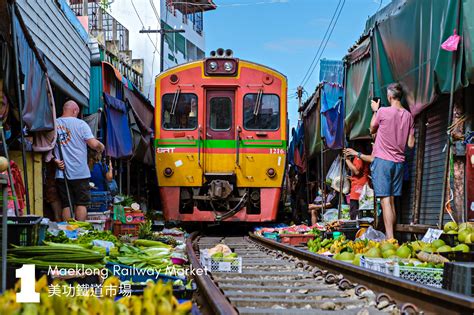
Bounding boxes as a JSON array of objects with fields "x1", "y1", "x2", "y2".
[
  {"x1": 164, "y1": 167, "x2": 174, "y2": 177},
  {"x1": 266, "y1": 168, "x2": 276, "y2": 178},
  {"x1": 224, "y1": 61, "x2": 233, "y2": 72},
  {"x1": 209, "y1": 61, "x2": 218, "y2": 71}
]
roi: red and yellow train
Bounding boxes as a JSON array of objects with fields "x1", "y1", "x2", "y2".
[{"x1": 154, "y1": 49, "x2": 287, "y2": 222}]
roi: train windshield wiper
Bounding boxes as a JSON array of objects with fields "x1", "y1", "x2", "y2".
[
  {"x1": 170, "y1": 88, "x2": 181, "y2": 116},
  {"x1": 253, "y1": 89, "x2": 263, "y2": 117}
]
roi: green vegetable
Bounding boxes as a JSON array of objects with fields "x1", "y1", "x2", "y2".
[{"x1": 133, "y1": 239, "x2": 171, "y2": 248}]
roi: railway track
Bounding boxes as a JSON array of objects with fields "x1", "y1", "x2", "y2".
[{"x1": 186, "y1": 232, "x2": 474, "y2": 315}]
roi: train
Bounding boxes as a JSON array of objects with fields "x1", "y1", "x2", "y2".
[{"x1": 154, "y1": 48, "x2": 287, "y2": 222}]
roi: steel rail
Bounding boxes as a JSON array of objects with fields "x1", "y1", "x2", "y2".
[
  {"x1": 250, "y1": 232, "x2": 474, "y2": 314},
  {"x1": 185, "y1": 231, "x2": 238, "y2": 315}
]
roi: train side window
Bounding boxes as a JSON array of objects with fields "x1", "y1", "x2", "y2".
[
  {"x1": 243, "y1": 94, "x2": 280, "y2": 130},
  {"x1": 209, "y1": 97, "x2": 232, "y2": 131},
  {"x1": 162, "y1": 93, "x2": 198, "y2": 130}
]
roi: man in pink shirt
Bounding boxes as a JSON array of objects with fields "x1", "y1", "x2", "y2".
[{"x1": 370, "y1": 83, "x2": 415, "y2": 239}]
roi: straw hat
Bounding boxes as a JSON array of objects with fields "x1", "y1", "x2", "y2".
[{"x1": 331, "y1": 176, "x2": 350, "y2": 194}]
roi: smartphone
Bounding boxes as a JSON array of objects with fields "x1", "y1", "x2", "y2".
[{"x1": 372, "y1": 97, "x2": 381, "y2": 103}]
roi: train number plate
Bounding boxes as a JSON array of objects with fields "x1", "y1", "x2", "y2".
[{"x1": 269, "y1": 148, "x2": 285, "y2": 154}]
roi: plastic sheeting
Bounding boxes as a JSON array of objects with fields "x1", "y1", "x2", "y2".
[
  {"x1": 344, "y1": 0, "x2": 474, "y2": 138},
  {"x1": 319, "y1": 59, "x2": 344, "y2": 85},
  {"x1": 13, "y1": 15, "x2": 53, "y2": 132},
  {"x1": 320, "y1": 83, "x2": 344, "y2": 149},
  {"x1": 369, "y1": 0, "x2": 468, "y2": 116},
  {"x1": 85, "y1": 65, "x2": 103, "y2": 115},
  {"x1": 344, "y1": 37, "x2": 372, "y2": 140},
  {"x1": 103, "y1": 93, "x2": 132, "y2": 158},
  {"x1": 302, "y1": 90, "x2": 322, "y2": 159},
  {"x1": 124, "y1": 88, "x2": 154, "y2": 165}
]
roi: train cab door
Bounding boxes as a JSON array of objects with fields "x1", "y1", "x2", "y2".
[{"x1": 204, "y1": 90, "x2": 235, "y2": 173}]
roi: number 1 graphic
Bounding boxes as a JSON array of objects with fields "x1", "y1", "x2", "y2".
[{"x1": 16, "y1": 264, "x2": 40, "y2": 303}]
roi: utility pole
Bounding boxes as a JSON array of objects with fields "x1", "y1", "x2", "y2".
[
  {"x1": 139, "y1": 28, "x2": 185, "y2": 72},
  {"x1": 297, "y1": 86, "x2": 304, "y2": 119}
]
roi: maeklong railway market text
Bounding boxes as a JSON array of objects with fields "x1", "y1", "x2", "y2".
[{"x1": 0, "y1": 0, "x2": 474, "y2": 314}]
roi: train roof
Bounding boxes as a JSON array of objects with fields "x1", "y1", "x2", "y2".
[{"x1": 155, "y1": 59, "x2": 287, "y2": 81}]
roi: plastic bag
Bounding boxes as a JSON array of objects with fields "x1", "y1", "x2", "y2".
[
  {"x1": 322, "y1": 209, "x2": 338, "y2": 222},
  {"x1": 325, "y1": 156, "x2": 342, "y2": 186},
  {"x1": 358, "y1": 184, "x2": 374, "y2": 210},
  {"x1": 359, "y1": 226, "x2": 386, "y2": 241}
]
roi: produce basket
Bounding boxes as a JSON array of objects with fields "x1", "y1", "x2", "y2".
[
  {"x1": 280, "y1": 234, "x2": 315, "y2": 246},
  {"x1": 113, "y1": 221, "x2": 140, "y2": 236},
  {"x1": 200, "y1": 249, "x2": 242, "y2": 273},
  {"x1": 443, "y1": 262, "x2": 474, "y2": 296},
  {"x1": 0, "y1": 216, "x2": 42, "y2": 247},
  {"x1": 360, "y1": 256, "x2": 443, "y2": 288},
  {"x1": 86, "y1": 219, "x2": 111, "y2": 232}
]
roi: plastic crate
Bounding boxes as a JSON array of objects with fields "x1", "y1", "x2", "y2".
[
  {"x1": 0, "y1": 216, "x2": 42, "y2": 247},
  {"x1": 86, "y1": 219, "x2": 111, "y2": 232},
  {"x1": 91, "y1": 191, "x2": 111, "y2": 203},
  {"x1": 360, "y1": 256, "x2": 443, "y2": 288},
  {"x1": 124, "y1": 212, "x2": 145, "y2": 224},
  {"x1": 262, "y1": 232, "x2": 280, "y2": 242},
  {"x1": 113, "y1": 221, "x2": 140, "y2": 236},
  {"x1": 87, "y1": 211, "x2": 111, "y2": 221},
  {"x1": 200, "y1": 249, "x2": 242, "y2": 273},
  {"x1": 88, "y1": 202, "x2": 109, "y2": 213},
  {"x1": 443, "y1": 262, "x2": 474, "y2": 296},
  {"x1": 280, "y1": 234, "x2": 315, "y2": 246}
]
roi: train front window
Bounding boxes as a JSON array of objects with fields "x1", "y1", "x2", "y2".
[
  {"x1": 162, "y1": 93, "x2": 198, "y2": 130},
  {"x1": 243, "y1": 94, "x2": 280, "y2": 130},
  {"x1": 209, "y1": 97, "x2": 232, "y2": 131}
]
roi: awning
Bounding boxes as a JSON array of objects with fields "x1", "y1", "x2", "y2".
[
  {"x1": 13, "y1": 15, "x2": 53, "y2": 132},
  {"x1": 366, "y1": 0, "x2": 469, "y2": 116},
  {"x1": 45, "y1": 57, "x2": 89, "y2": 108},
  {"x1": 344, "y1": 37, "x2": 372, "y2": 140},
  {"x1": 103, "y1": 93, "x2": 133, "y2": 158},
  {"x1": 320, "y1": 83, "x2": 344, "y2": 149},
  {"x1": 302, "y1": 89, "x2": 322, "y2": 159}
]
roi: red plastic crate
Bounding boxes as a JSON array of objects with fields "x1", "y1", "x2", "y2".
[
  {"x1": 113, "y1": 222, "x2": 140, "y2": 236},
  {"x1": 280, "y1": 234, "x2": 315, "y2": 246}
]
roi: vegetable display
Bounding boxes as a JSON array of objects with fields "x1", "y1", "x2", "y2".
[{"x1": 7, "y1": 245, "x2": 105, "y2": 269}]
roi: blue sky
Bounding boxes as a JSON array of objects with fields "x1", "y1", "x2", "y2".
[{"x1": 205, "y1": 0, "x2": 383, "y2": 129}]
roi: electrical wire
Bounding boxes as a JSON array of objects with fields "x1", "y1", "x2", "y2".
[
  {"x1": 299, "y1": 0, "x2": 345, "y2": 88},
  {"x1": 299, "y1": 0, "x2": 342, "y2": 87}
]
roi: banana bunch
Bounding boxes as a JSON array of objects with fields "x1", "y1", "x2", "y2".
[
  {"x1": 0, "y1": 276, "x2": 192, "y2": 315},
  {"x1": 119, "y1": 280, "x2": 191, "y2": 315}
]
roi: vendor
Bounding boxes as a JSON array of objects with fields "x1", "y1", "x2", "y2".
[
  {"x1": 308, "y1": 185, "x2": 339, "y2": 225},
  {"x1": 88, "y1": 150, "x2": 113, "y2": 191}
]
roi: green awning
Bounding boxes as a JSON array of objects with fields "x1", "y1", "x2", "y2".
[
  {"x1": 344, "y1": 37, "x2": 372, "y2": 140},
  {"x1": 344, "y1": 0, "x2": 474, "y2": 138},
  {"x1": 303, "y1": 88, "x2": 322, "y2": 158}
]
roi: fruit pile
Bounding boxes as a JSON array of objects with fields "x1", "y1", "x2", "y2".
[
  {"x1": 208, "y1": 244, "x2": 239, "y2": 262},
  {"x1": 441, "y1": 221, "x2": 474, "y2": 249},
  {"x1": 0, "y1": 276, "x2": 192, "y2": 315},
  {"x1": 307, "y1": 234, "x2": 457, "y2": 268}
]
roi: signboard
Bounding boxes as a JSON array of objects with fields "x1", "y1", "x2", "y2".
[{"x1": 421, "y1": 228, "x2": 443, "y2": 243}]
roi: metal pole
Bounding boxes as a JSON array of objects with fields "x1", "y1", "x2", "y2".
[
  {"x1": 0, "y1": 122, "x2": 19, "y2": 216},
  {"x1": 56, "y1": 137, "x2": 74, "y2": 218},
  {"x1": 439, "y1": 1, "x2": 461, "y2": 227},
  {"x1": 338, "y1": 62, "x2": 348, "y2": 220},
  {"x1": 160, "y1": 29, "x2": 164, "y2": 73},
  {"x1": 119, "y1": 159, "x2": 122, "y2": 195},
  {"x1": 126, "y1": 160, "x2": 130, "y2": 195},
  {"x1": 10, "y1": 3, "x2": 31, "y2": 215},
  {"x1": 1, "y1": 174, "x2": 9, "y2": 293}
]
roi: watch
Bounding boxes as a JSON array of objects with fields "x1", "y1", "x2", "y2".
[{"x1": 357, "y1": 152, "x2": 361, "y2": 159}]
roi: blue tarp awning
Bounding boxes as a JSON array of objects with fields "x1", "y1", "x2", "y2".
[
  {"x1": 320, "y1": 83, "x2": 344, "y2": 149},
  {"x1": 103, "y1": 93, "x2": 133, "y2": 158}
]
